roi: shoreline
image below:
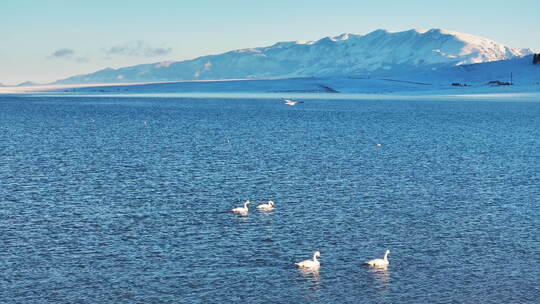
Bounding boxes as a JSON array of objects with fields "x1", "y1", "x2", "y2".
[{"x1": 1, "y1": 78, "x2": 539, "y2": 100}]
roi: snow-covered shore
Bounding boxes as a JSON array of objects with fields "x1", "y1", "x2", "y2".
[{"x1": 2, "y1": 75, "x2": 538, "y2": 99}]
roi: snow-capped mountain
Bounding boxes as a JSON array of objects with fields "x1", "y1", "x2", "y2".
[{"x1": 55, "y1": 28, "x2": 533, "y2": 84}]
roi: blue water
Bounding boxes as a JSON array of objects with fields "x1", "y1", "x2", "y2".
[{"x1": 1, "y1": 95, "x2": 539, "y2": 303}]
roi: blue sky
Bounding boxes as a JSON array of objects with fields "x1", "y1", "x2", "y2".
[{"x1": 1, "y1": 0, "x2": 539, "y2": 85}]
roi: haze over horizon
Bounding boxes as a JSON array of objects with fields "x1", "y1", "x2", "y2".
[{"x1": 1, "y1": 0, "x2": 539, "y2": 85}]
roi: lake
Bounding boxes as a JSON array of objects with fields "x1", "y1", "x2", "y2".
[{"x1": 1, "y1": 94, "x2": 539, "y2": 303}]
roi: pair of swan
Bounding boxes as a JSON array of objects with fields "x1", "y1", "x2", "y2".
[
  {"x1": 230, "y1": 200, "x2": 275, "y2": 215},
  {"x1": 295, "y1": 250, "x2": 390, "y2": 270}
]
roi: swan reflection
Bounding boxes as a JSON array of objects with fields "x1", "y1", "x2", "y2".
[
  {"x1": 298, "y1": 267, "x2": 321, "y2": 288},
  {"x1": 368, "y1": 267, "x2": 390, "y2": 289}
]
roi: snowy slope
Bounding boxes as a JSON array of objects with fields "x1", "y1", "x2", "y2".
[
  {"x1": 55, "y1": 29, "x2": 533, "y2": 84},
  {"x1": 384, "y1": 54, "x2": 540, "y2": 86}
]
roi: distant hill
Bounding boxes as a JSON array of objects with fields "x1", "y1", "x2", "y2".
[
  {"x1": 16, "y1": 81, "x2": 39, "y2": 87},
  {"x1": 54, "y1": 28, "x2": 533, "y2": 84},
  {"x1": 55, "y1": 54, "x2": 540, "y2": 96}
]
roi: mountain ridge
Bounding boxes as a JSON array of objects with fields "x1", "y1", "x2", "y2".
[{"x1": 54, "y1": 28, "x2": 533, "y2": 84}]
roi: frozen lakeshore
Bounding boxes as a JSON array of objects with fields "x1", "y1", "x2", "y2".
[{"x1": 1, "y1": 76, "x2": 539, "y2": 101}]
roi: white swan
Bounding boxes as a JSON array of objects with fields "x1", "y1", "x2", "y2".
[
  {"x1": 231, "y1": 200, "x2": 251, "y2": 215},
  {"x1": 257, "y1": 200, "x2": 275, "y2": 211},
  {"x1": 282, "y1": 98, "x2": 303, "y2": 106},
  {"x1": 363, "y1": 250, "x2": 390, "y2": 268},
  {"x1": 295, "y1": 251, "x2": 321, "y2": 269}
]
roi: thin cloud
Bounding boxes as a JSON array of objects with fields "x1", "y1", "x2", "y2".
[
  {"x1": 48, "y1": 48, "x2": 75, "y2": 58},
  {"x1": 47, "y1": 48, "x2": 89, "y2": 63},
  {"x1": 76, "y1": 57, "x2": 90, "y2": 63},
  {"x1": 104, "y1": 41, "x2": 172, "y2": 58}
]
